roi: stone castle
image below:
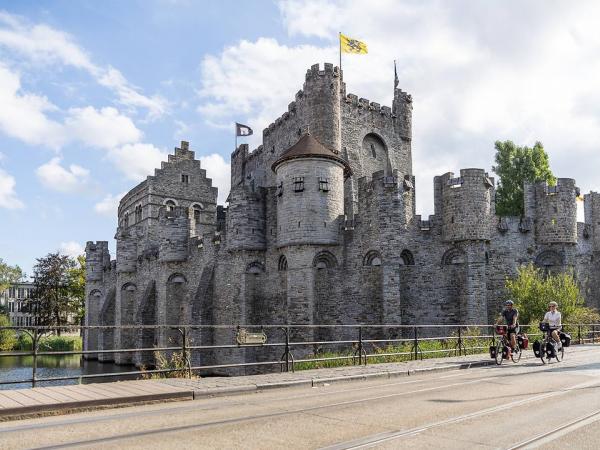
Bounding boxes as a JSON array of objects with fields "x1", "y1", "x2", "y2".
[{"x1": 84, "y1": 62, "x2": 600, "y2": 369}]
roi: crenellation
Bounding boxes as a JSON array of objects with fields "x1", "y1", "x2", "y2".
[{"x1": 85, "y1": 61, "x2": 599, "y2": 373}]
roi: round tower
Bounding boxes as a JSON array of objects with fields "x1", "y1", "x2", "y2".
[
  {"x1": 115, "y1": 227, "x2": 138, "y2": 273},
  {"x1": 159, "y1": 206, "x2": 189, "y2": 262},
  {"x1": 272, "y1": 133, "x2": 350, "y2": 247},
  {"x1": 534, "y1": 178, "x2": 578, "y2": 245},
  {"x1": 441, "y1": 168, "x2": 495, "y2": 242}
]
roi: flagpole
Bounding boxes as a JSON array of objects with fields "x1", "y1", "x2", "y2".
[{"x1": 339, "y1": 31, "x2": 342, "y2": 72}]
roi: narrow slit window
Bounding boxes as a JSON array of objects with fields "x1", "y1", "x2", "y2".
[{"x1": 181, "y1": 174, "x2": 189, "y2": 183}]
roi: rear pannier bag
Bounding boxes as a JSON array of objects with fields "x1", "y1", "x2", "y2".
[
  {"x1": 533, "y1": 340, "x2": 541, "y2": 357},
  {"x1": 517, "y1": 335, "x2": 529, "y2": 349},
  {"x1": 489, "y1": 345, "x2": 497, "y2": 359},
  {"x1": 560, "y1": 332, "x2": 572, "y2": 347}
]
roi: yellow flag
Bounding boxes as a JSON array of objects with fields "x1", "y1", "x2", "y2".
[{"x1": 340, "y1": 33, "x2": 368, "y2": 54}]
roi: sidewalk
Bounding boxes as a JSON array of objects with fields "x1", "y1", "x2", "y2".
[{"x1": 0, "y1": 348, "x2": 559, "y2": 421}]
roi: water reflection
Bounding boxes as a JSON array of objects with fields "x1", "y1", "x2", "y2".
[{"x1": 0, "y1": 355, "x2": 139, "y2": 390}]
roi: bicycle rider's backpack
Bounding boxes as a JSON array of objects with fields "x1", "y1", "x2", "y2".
[{"x1": 560, "y1": 332, "x2": 572, "y2": 347}]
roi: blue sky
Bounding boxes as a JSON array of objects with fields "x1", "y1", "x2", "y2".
[{"x1": 1, "y1": 0, "x2": 600, "y2": 275}]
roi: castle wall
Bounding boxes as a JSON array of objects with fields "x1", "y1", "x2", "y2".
[{"x1": 84, "y1": 62, "x2": 600, "y2": 376}]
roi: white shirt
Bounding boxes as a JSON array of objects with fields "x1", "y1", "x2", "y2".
[{"x1": 544, "y1": 310, "x2": 562, "y2": 327}]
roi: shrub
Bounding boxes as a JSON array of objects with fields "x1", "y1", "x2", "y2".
[{"x1": 505, "y1": 264, "x2": 597, "y2": 325}]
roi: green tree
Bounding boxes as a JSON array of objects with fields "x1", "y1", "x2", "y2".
[
  {"x1": 0, "y1": 314, "x2": 17, "y2": 351},
  {"x1": 0, "y1": 258, "x2": 23, "y2": 316},
  {"x1": 67, "y1": 255, "x2": 86, "y2": 325},
  {"x1": 29, "y1": 253, "x2": 78, "y2": 334},
  {"x1": 505, "y1": 264, "x2": 597, "y2": 325},
  {"x1": 492, "y1": 140, "x2": 556, "y2": 216}
]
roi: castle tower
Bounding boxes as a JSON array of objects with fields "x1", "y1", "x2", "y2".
[
  {"x1": 226, "y1": 185, "x2": 266, "y2": 251},
  {"x1": 272, "y1": 133, "x2": 350, "y2": 247},
  {"x1": 437, "y1": 168, "x2": 495, "y2": 242},
  {"x1": 302, "y1": 63, "x2": 342, "y2": 153},
  {"x1": 435, "y1": 168, "x2": 495, "y2": 324},
  {"x1": 525, "y1": 178, "x2": 578, "y2": 245},
  {"x1": 584, "y1": 192, "x2": 600, "y2": 252},
  {"x1": 159, "y1": 206, "x2": 189, "y2": 262},
  {"x1": 393, "y1": 88, "x2": 413, "y2": 143},
  {"x1": 84, "y1": 241, "x2": 110, "y2": 359},
  {"x1": 115, "y1": 227, "x2": 138, "y2": 273}
]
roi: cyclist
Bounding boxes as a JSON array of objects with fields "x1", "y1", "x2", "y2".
[
  {"x1": 497, "y1": 300, "x2": 519, "y2": 352},
  {"x1": 543, "y1": 301, "x2": 562, "y2": 347}
]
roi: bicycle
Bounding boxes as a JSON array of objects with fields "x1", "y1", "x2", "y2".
[
  {"x1": 491, "y1": 325, "x2": 522, "y2": 365},
  {"x1": 533, "y1": 322, "x2": 564, "y2": 364}
]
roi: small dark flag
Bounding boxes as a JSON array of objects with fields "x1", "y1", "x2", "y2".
[
  {"x1": 394, "y1": 60, "x2": 399, "y2": 89},
  {"x1": 236, "y1": 122, "x2": 253, "y2": 137}
]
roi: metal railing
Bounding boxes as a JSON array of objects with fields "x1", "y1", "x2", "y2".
[{"x1": 0, "y1": 323, "x2": 598, "y2": 388}]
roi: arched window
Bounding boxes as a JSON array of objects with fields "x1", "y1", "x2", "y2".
[
  {"x1": 122, "y1": 283, "x2": 137, "y2": 292},
  {"x1": 246, "y1": 261, "x2": 265, "y2": 275},
  {"x1": 313, "y1": 251, "x2": 338, "y2": 269},
  {"x1": 278, "y1": 255, "x2": 288, "y2": 271},
  {"x1": 89, "y1": 289, "x2": 102, "y2": 298},
  {"x1": 167, "y1": 273, "x2": 187, "y2": 284},
  {"x1": 442, "y1": 247, "x2": 465, "y2": 265},
  {"x1": 400, "y1": 249, "x2": 415, "y2": 266},
  {"x1": 135, "y1": 205, "x2": 142, "y2": 223},
  {"x1": 363, "y1": 250, "x2": 382, "y2": 266},
  {"x1": 191, "y1": 203, "x2": 204, "y2": 221},
  {"x1": 535, "y1": 250, "x2": 563, "y2": 268},
  {"x1": 163, "y1": 199, "x2": 178, "y2": 212},
  {"x1": 362, "y1": 133, "x2": 387, "y2": 160}
]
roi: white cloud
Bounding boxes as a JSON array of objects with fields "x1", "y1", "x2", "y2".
[
  {"x1": 0, "y1": 168, "x2": 24, "y2": 209},
  {"x1": 200, "y1": 153, "x2": 230, "y2": 204},
  {"x1": 58, "y1": 241, "x2": 85, "y2": 258},
  {"x1": 107, "y1": 143, "x2": 167, "y2": 181},
  {"x1": 198, "y1": 0, "x2": 600, "y2": 215},
  {"x1": 198, "y1": 37, "x2": 333, "y2": 144},
  {"x1": 94, "y1": 191, "x2": 126, "y2": 217},
  {"x1": 0, "y1": 63, "x2": 65, "y2": 149},
  {"x1": 65, "y1": 106, "x2": 142, "y2": 150},
  {"x1": 0, "y1": 12, "x2": 167, "y2": 119},
  {"x1": 35, "y1": 157, "x2": 90, "y2": 193}
]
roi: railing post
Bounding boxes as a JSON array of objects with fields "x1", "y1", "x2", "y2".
[
  {"x1": 457, "y1": 327, "x2": 463, "y2": 356},
  {"x1": 181, "y1": 327, "x2": 192, "y2": 379},
  {"x1": 358, "y1": 326, "x2": 363, "y2": 366},
  {"x1": 593, "y1": 325, "x2": 596, "y2": 345},
  {"x1": 32, "y1": 327, "x2": 38, "y2": 388},
  {"x1": 413, "y1": 326, "x2": 418, "y2": 361},
  {"x1": 578, "y1": 324, "x2": 582, "y2": 345}
]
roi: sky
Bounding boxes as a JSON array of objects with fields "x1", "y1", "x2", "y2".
[{"x1": 1, "y1": 0, "x2": 599, "y2": 276}]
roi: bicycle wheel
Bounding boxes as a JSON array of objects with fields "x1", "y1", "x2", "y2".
[
  {"x1": 495, "y1": 343, "x2": 504, "y2": 365},
  {"x1": 511, "y1": 346, "x2": 522, "y2": 363},
  {"x1": 556, "y1": 345, "x2": 564, "y2": 362}
]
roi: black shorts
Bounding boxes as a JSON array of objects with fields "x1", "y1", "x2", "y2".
[{"x1": 507, "y1": 326, "x2": 520, "y2": 335}]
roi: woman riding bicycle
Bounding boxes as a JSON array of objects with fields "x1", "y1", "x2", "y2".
[
  {"x1": 543, "y1": 301, "x2": 562, "y2": 347},
  {"x1": 497, "y1": 300, "x2": 519, "y2": 351}
]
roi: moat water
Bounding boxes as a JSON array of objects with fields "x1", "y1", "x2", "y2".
[{"x1": 0, "y1": 355, "x2": 139, "y2": 390}]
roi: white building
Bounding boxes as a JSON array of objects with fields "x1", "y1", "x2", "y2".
[{"x1": 0, "y1": 282, "x2": 37, "y2": 327}]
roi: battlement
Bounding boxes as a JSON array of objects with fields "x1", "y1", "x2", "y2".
[
  {"x1": 344, "y1": 93, "x2": 394, "y2": 117},
  {"x1": 85, "y1": 241, "x2": 110, "y2": 282},
  {"x1": 304, "y1": 62, "x2": 340, "y2": 81}
]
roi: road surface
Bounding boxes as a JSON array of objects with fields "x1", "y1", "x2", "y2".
[{"x1": 2, "y1": 347, "x2": 600, "y2": 449}]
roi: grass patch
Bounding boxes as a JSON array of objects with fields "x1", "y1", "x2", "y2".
[{"x1": 14, "y1": 334, "x2": 82, "y2": 352}]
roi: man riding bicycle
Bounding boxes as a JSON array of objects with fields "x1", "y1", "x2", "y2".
[
  {"x1": 497, "y1": 300, "x2": 519, "y2": 351},
  {"x1": 543, "y1": 301, "x2": 562, "y2": 347}
]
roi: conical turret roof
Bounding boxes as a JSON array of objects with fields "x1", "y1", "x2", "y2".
[{"x1": 271, "y1": 133, "x2": 351, "y2": 177}]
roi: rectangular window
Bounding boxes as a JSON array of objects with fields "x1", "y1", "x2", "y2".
[
  {"x1": 277, "y1": 182, "x2": 284, "y2": 197},
  {"x1": 293, "y1": 177, "x2": 304, "y2": 192},
  {"x1": 181, "y1": 174, "x2": 189, "y2": 183},
  {"x1": 18, "y1": 288, "x2": 23, "y2": 298},
  {"x1": 319, "y1": 177, "x2": 329, "y2": 192}
]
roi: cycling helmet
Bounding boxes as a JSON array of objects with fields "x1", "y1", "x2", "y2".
[{"x1": 504, "y1": 300, "x2": 514, "y2": 306}]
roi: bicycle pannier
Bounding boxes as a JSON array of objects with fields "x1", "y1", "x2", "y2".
[
  {"x1": 517, "y1": 334, "x2": 529, "y2": 349},
  {"x1": 560, "y1": 332, "x2": 571, "y2": 347},
  {"x1": 489, "y1": 345, "x2": 497, "y2": 359},
  {"x1": 533, "y1": 340, "x2": 541, "y2": 357}
]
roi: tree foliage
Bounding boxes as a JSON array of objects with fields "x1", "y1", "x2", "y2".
[
  {"x1": 0, "y1": 258, "x2": 23, "y2": 293},
  {"x1": 68, "y1": 255, "x2": 86, "y2": 325},
  {"x1": 492, "y1": 140, "x2": 556, "y2": 216},
  {"x1": 29, "y1": 253, "x2": 80, "y2": 333},
  {"x1": 505, "y1": 264, "x2": 598, "y2": 325},
  {"x1": 0, "y1": 314, "x2": 17, "y2": 351}
]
